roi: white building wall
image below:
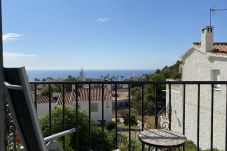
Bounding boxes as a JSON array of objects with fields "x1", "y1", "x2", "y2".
[
  {"x1": 78, "y1": 101, "x2": 113, "y2": 122},
  {"x1": 37, "y1": 103, "x2": 57, "y2": 117},
  {"x1": 164, "y1": 50, "x2": 227, "y2": 150}
]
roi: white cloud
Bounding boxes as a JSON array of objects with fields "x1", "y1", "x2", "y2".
[
  {"x1": 3, "y1": 33, "x2": 23, "y2": 41},
  {"x1": 93, "y1": 18, "x2": 108, "y2": 23},
  {"x1": 4, "y1": 52, "x2": 35, "y2": 59},
  {"x1": 3, "y1": 51, "x2": 37, "y2": 68}
]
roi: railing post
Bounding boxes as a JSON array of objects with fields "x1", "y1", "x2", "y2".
[
  {"x1": 0, "y1": 0, "x2": 6, "y2": 150},
  {"x1": 115, "y1": 83, "x2": 118, "y2": 149},
  {"x1": 128, "y1": 83, "x2": 131, "y2": 151},
  {"x1": 155, "y1": 83, "x2": 158, "y2": 129},
  {"x1": 48, "y1": 84, "x2": 52, "y2": 135},
  {"x1": 62, "y1": 84, "x2": 65, "y2": 150},
  {"x1": 168, "y1": 84, "x2": 172, "y2": 130},
  {"x1": 101, "y1": 84, "x2": 104, "y2": 151},
  {"x1": 141, "y1": 84, "x2": 145, "y2": 151},
  {"x1": 197, "y1": 84, "x2": 200, "y2": 151},
  {"x1": 75, "y1": 84, "x2": 79, "y2": 151},
  {"x1": 225, "y1": 84, "x2": 227, "y2": 151},
  {"x1": 88, "y1": 84, "x2": 91, "y2": 150},
  {"x1": 210, "y1": 84, "x2": 214, "y2": 151},
  {"x1": 34, "y1": 84, "x2": 37, "y2": 110},
  {"x1": 183, "y1": 84, "x2": 186, "y2": 151}
]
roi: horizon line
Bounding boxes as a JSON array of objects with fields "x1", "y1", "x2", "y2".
[{"x1": 26, "y1": 68, "x2": 156, "y2": 71}]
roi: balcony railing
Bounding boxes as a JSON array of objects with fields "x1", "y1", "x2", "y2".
[{"x1": 4, "y1": 81, "x2": 227, "y2": 151}]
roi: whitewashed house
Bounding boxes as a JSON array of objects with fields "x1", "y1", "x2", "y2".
[
  {"x1": 164, "y1": 26, "x2": 227, "y2": 150},
  {"x1": 56, "y1": 87, "x2": 113, "y2": 122},
  {"x1": 36, "y1": 95, "x2": 58, "y2": 117}
]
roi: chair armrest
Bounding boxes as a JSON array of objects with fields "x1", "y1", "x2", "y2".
[
  {"x1": 44, "y1": 128, "x2": 76, "y2": 143},
  {"x1": 4, "y1": 82, "x2": 23, "y2": 90}
]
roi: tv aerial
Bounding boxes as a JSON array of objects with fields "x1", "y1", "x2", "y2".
[{"x1": 210, "y1": 6, "x2": 227, "y2": 26}]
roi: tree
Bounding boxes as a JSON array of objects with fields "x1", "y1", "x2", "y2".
[
  {"x1": 34, "y1": 78, "x2": 41, "y2": 81},
  {"x1": 40, "y1": 84, "x2": 61, "y2": 96},
  {"x1": 131, "y1": 87, "x2": 142, "y2": 115},
  {"x1": 130, "y1": 61, "x2": 182, "y2": 115},
  {"x1": 123, "y1": 113, "x2": 137, "y2": 126},
  {"x1": 117, "y1": 134, "x2": 141, "y2": 151},
  {"x1": 64, "y1": 75, "x2": 78, "y2": 92},
  {"x1": 39, "y1": 107, "x2": 115, "y2": 151},
  {"x1": 64, "y1": 75, "x2": 77, "y2": 81},
  {"x1": 106, "y1": 121, "x2": 115, "y2": 131}
]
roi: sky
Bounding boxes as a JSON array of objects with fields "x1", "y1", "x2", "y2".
[{"x1": 2, "y1": 0, "x2": 227, "y2": 70}]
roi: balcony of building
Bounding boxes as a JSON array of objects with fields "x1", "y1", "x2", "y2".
[{"x1": 2, "y1": 80, "x2": 227, "y2": 151}]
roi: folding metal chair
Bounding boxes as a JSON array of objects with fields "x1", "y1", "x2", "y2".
[{"x1": 4, "y1": 67, "x2": 76, "y2": 151}]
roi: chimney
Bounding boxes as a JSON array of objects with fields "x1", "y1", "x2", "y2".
[{"x1": 201, "y1": 26, "x2": 214, "y2": 52}]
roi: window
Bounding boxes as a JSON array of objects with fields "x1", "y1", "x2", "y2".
[
  {"x1": 211, "y1": 70, "x2": 220, "y2": 89},
  {"x1": 91, "y1": 103, "x2": 98, "y2": 112}
]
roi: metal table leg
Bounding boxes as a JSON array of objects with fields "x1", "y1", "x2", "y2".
[{"x1": 149, "y1": 146, "x2": 155, "y2": 151}]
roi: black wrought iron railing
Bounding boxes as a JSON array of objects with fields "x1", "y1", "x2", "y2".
[{"x1": 5, "y1": 81, "x2": 227, "y2": 151}]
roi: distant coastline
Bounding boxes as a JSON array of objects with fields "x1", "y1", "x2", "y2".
[{"x1": 27, "y1": 69, "x2": 155, "y2": 81}]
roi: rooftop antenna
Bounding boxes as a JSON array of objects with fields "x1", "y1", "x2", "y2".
[{"x1": 210, "y1": 6, "x2": 227, "y2": 26}]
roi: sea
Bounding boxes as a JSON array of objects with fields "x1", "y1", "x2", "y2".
[{"x1": 27, "y1": 69, "x2": 155, "y2": 81}]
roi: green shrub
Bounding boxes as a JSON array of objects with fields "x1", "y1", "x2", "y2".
[
  {"x1": 117, "y1": 134, "x2": 141, "y2": 151},
  {"x1": 123, "y1": 113, "x2": 137, "y2": 126},
  {"x1": 106, "y1": 121, "x2": 115, "y2": 131},
  {"x1": 39, "y1": 107, "x2": 115, "y2": 151}
]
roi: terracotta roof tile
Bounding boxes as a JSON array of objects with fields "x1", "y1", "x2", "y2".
[
  {"x1": 56, "y1": 87, "x2": 112, "y2": 105},
  {"x1": 192, "y1": 42, "x2": 227, "y2": 54},
  {"x1": 36, "y1": 96, "x2": 56, "y2": 104}
]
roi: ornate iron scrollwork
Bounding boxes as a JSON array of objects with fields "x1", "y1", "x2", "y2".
[{"x1": 143, "y1": 100, "x2": 170, "y2": 130}]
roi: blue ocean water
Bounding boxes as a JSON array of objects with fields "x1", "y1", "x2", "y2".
[{"x1": 27, "y1": 69, "x2": 154, "y2": 81}]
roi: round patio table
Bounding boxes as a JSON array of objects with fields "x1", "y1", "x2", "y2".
[{"x1": 138, "y1": 129, "x2": 187, "y2": 151}]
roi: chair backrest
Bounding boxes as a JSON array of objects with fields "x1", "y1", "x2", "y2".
[{"x1": 4, "y1": 67, "x2": 47, "y2": 151}]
